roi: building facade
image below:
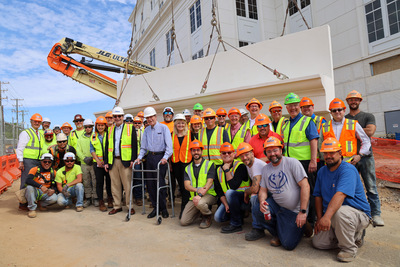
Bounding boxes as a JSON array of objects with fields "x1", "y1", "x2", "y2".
[{"x1": 129, "y1": 0, "x2": 400, "y2": 136}]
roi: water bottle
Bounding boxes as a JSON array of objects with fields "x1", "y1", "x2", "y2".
[{"x1": 263, "y1": 201, "x2": 271, "y2": 220}]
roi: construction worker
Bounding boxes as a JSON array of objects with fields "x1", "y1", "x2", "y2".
[
  {"x1": 24, "y1": 153, "x2": 58, "y2": 218},
  {"x1": 313, "y1": 138, "x2": 371, "y2": 262},
  {"x1": 61, "y1": 122, "x2": 75, "y2": 148},
  {"x1": 180, "y1": 140, "x2": 220, "y2": 228},
  {"x1": 160, "y1": 107, "x2": 174, "y2": 133},
  {"x1": 41, "y1": 129, "x2": 57, "y2": 155},
  {"x1": 193, "y1": 103, "x2": 204, "y2": 118},
  {"x1": 105, "y1": 111, "x2": 114, "y2": 127},
  {"x1": 183, "y1": 109, "x2": 192, "y2": 124},
  {"x1": 53, "y1": 125, "x2": 61, "y2": 136},
  {"x1": 240, "y1": 108, "x2": 249, "y2": 125},
  {"x1": 134, "y1": 106, "x2": 172, "y2": 219},
  {"x1": 216, "y1": 108, "x2": 228, "y2": 129},
  {"x1": 214, "y1": 142, "x2": 250, "y2": 233},
  {"x1": 226, "y1": 107, "x2": 251, "y2": 149},
  {"x1": 56, "y1": 152, "x2": 84, "y2": 212},
  {"x1": 48, "y1": 133, "x2": 76, "y2": 170},
  {"x1": 244, "y1": 98, "x2": 263, "y2": 136},
  {"x1": 189, "y1": 115, "x2": 203, "y2": 140},
  {"x1": 345, "y1": 90, "x2": 384, "y2": 226},
  {"x1": 104, "y1": 106, "x2": 138, "y2": 216},
  {"x1": 124, "y1": 114, "x2": 134, "y2": 124},
  {"x1": 199, "y1": 108, "x2": 229, "y2": 167},
  {"x1": 300, "y1": 97, "x2": 326, "y2": 134},
  {"x1": 69, "y1": 114, "x2": 85, "y2": 153},
  {"x1": 16, "y1": 113, "x2": 43, "y2": 211},
  {"x1": 250, "y1": 136, "x2": 311, "y2": 250},
  {"x1": 39, "y1": 117, "x2": 51, "y2": 137},
  {"x1": 269, "y1": 100, "x2": 287, "y2": 135},
  {"x1": 137, "y1": 111, "x2": 144, "y2": 121},
  {"x1": 249, "y1": 114, "x2": 283, "y2": 162},
  {"x1": 131, "y1": 116, "x2": 144, "y2": 206},
  {"x1": 171, "y1": 113, "x2": 193, "y2": 217},
  {"x1": 76, "y1": 119, "x2": 97, "y2": 208},
  {"x1": 90, "y1": 116, "x2": 113, "y2": 211}
]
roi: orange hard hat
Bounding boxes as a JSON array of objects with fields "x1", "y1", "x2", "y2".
[
  {"x1": 137, "y1": 111, "x2": 145, "y2": 117},
  {"x1": 346, "y1": 90, "x2": 363, "y2": 100},
  {"x1": 320, "y1": 137, "x2": 342, "y2": 152},
  {"x1": 300, "y1": 97, "x2": 314, "y2": 107},
  {"x1": 105, "y1": 111, "x2": 113, "y2": 118},
  {"x1": 190, "y1": 115, "x2": 202, "y2": 124},
  {"x1": 245, "y1": 98, "x2": 263, "y2": 111},
  {"x1": 255, "y1": 113, "x2": 272, "y2": 126},
  {"x1": 216, "y1": 108, "x2": 227, "y2": 116},
  {"x1": 30, "y1": 113, "x2": 43, "y2": 122},
  {"x1": 202, "y1": 108, "x2": 216, "y2": 118},
  {"x1": 133, "y1": 116, "x2": 142, "y2": 122},
  {"x1": 61, "y1": 122, "x2": 73, "y2": 129},
  {"x1": 228, "y1": 107, "x2": 241, "y2": 117},
  {"x1": 329, "y1": 98, "x2": 346, "y2": 110},
  {"x1": 263, "y1": 136, "x2": 283, "y2": 149},
  {"x1": 236, "y1": 142, "x2": 253, "y2": 157},
  {"x1": 95, "y1": 116, "x2": 107, "y2": 124},
  {"x1": 189, "y1": 140, "x2": 204, "y2": 150},
  {"x1": 268, "y1": 101, "x2": 282, "y2": 111},
  {"x1": 220, "y1": 142, "x2": 235, "y2": 153}
]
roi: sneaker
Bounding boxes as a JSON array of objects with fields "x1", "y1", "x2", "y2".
[
  {"x1": 199, "y1": 215, "x2": 212, "y2": 229},
  {"x1": 355, "y1": 229, "x2": 366, "y2": 248},
  {"x1": 245, "y1": 228, "x2": 266, "y2": 241},
  {"x1": 270, "y1": 236, "x2": 281, "y2": 247},
  {"x1": 93, "y1": 198, "x2": 99, "y2": 207},
  {"x1": 76, "y1": 206, "x2": 84, "y2": 212},
  {"x1": 372, "y1": 215, "x2": 384, "y2": 227},
  {"x1": 83, "y1": 198, "x2": 91, "y2": 208},
  {"x1": 337, "y1": 251, "x2": 356, "y2": 262},
  {"x1": 221, "y1": 224, "x2": 242, "y2": 234},
  {"x1": 303, "y1": 222, "x2": 313, "y2": 238},
  {"x1": 28, "y1": 210, "x2": 37, "y2": 218}
]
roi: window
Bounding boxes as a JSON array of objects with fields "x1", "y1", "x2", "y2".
[
  {"x1": 239, "y1": 41, "x2": 249, "y2": 47},
  {"x1": 150, "y1": 48, "x2": 156, "y2": 67},
  {"x1": 301, "y1": 0, "x2": 310, "y2": 9},
  {"x1": 365, "y1": 0, "x2": 400, "y2": 43},
  {"x1": 370, "y1": 54, "x2": 400, "y2": 75},
  {"x1": 289, "y1": 0, "x2": 310, "y2": 16},
  {"x1": 190, "y1": 0, "x2": 202, "y2": 34},
  {"x1": 192, "y1": 49, "x2": 204, "y2": 60},
  {"x1": 236, "y1": 0, "x2": 258, "y2": 19},
  {"x1": 166, "y1": 29, "x2": 174, "y2": 55}
]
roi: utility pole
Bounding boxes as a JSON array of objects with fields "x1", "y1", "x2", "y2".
[
  {"x1": 11, "y1": 98, "x2": 23, "y2": 140},
  {"x1": 20, "y1": 110, "x2": 28, "y2": 130},
  {"x1": 0, "y1": 81, "x2": 9, "y2": 156},
  {"x1": 12, "y1": 117, "x2": 15, "y2": 148}
]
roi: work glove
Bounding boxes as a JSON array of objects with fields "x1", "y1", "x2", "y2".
[
  {"x1": 84, "y1": 157, "x2": 94, "y2": 166},
  {"x1": 62, "y1": 185, "x2": 71, "y2": 197}
]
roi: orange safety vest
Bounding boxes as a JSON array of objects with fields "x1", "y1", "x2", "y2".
[
  {"x1": 171, "y1": 132, "x2": 192, "y2": 163},
  {"x1": 322, "y1": 119, "x2": 358, "y2": 161}
]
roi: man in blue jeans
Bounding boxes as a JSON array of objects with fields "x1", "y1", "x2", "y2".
[{"x1": 250, "y1": 136, "x2": 310, "y2": 250}]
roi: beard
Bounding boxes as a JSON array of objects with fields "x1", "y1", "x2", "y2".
[
  {"x1": 349, "y1": 103, "x2": 359, "y2": 111},
  {"x1": 326, "y1": 158, "x2": 340, "y2": 168},
  {"x1": 269, "y1": 154, "x2": 282, "y2": 164}
]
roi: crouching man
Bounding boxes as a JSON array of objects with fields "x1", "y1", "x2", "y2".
[
  {"x1": 56, "y1": 152, "x2": 84, "y2": 212},
  {"x1": 25, "y1": 153, "x2": 58, "y2": 218},
  {"x1": 312, "y1": 138, "x2": 371, "y2": 262},
  {"x1": 251, "y1": 137, "x2": 310, "y2": 250}
]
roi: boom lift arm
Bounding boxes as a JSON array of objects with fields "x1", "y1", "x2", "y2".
[{"x1": 47, "y1": 37, "x2": 157, "y2": 99}]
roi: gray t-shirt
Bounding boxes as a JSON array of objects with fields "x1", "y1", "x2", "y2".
[
  {"x1": 260, "y1": 156, "x2": 307, "y2": 213},
  {"x1": 246, "y1": 158, "x2": 267, "y2": 181}
]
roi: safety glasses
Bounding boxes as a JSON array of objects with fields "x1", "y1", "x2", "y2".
[
  {"x1": 331, "y1": 108, "x2": 344, "y2": 113},
  {"x1": 221, "y1": 152, "x2": 233, "y2": 155},
  {"x1": 204, "y1": 117, "x2": 215, "y2": 121},
  {"x1": 257, "y1": 124, "x2": 269, "y2": 128}
]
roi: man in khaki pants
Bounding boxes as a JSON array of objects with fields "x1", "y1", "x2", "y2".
[{"x1": 105, "y1": 107, "x2": 138, "y2": 216}]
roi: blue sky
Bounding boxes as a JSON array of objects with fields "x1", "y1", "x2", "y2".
[{"x1": 0, "y1": 0, "x2": 136, "y2": 128}]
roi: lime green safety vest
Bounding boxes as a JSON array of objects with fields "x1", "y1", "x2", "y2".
[
  {"x1": 244, "y1": 120, "x2": 258, "y2": 136},
  {"x1": 272, "y1": 117, "x2": 288, "y2": 135},
  {"x1": 281, "y1": 115, "x2": 312, "y2": 160},
  {"x1": 90, "y1": 132, "x2": 106, "y2": 163},
  {"x1": 41, "y1": 139, "x2": 57, "y2": 156},
  {"x1": 217, "y1": 160, "x2": 250, "y2": 193},
  {"x1": 227, "y1": 124, "x2": 248, "y2": 149},
  {"x1": 136, "y1": 128, "x2": 143, "y2": 154},
  {"x1": 199, "y1": 126, "x2": 224, "y2": 165},
  {"x1": 107, "y1": 124, "x2": 134, "y2": 165},
  {"x1": 185, "y1": 160, "x2": 216, "y2": 200},
  {"x1": 23, "y1": 128, "x2": 42, "y2": 159}
]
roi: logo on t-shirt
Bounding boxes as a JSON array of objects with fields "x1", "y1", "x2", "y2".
[{"x1": 268, "y1": 171, "x2": 288, "y2": 193}]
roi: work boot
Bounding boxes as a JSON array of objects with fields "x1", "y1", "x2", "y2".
[
  {"x1": 93, "y1": 198, "x2": 99, "y2": 207},
  {"x1": 221, "y1": 224, "x2": 242, "y2": 234},
  {"x1": 199, "y1": 215, "x2": 212, "y2": 229},
  {"x1": 76, "y1": 206, "x2": 84, "y2": 212},
  {"x1": 99, "y1": 200, "x2": 107, "y2": 212},
  {"x1": 303, "y1": 222, "x2": 313, "y2": 237},
  {"x1": 270, "y1": 236, "x2": 281, "y2": 247},
  {"x1": 28, "y1": 210, "x2": 37, "y2": 218},
  {"x1": 38, "y1": 201, "x2": 48, "y2": 211},
  {"x1": 372, "y1": 215, "x2": 384, "y2": 227},
  {"x1": 107, "y1": 197, "x2": 114, "y2": 208},
  {"x1": 135, "y1": 198, "x2": 143, "y2": 206},
  {"x1": 355, "y1": 229, "x2": 366, "y2": 248},
  {"x1": 19, "y1": 203, "x2": 29, "y2": 211},
  {"x1": 245, "y1": 228, "x2": 266, "y2": 241},
  {"x1": 337, "y1": 251, "x2": 356, "y2": 262},
  {"x1": 83, "y1": 198, "x2": 91, "y2": 208}
]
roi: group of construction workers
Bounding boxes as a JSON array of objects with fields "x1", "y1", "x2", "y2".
[{"x1": 16, "y1": 90, "x2": 383, "y2": 262}]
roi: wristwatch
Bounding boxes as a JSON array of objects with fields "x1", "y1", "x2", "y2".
[
  {"x1": 300, "y1": 209, "x2": 307, "y2": 214},
  {"x1": 223, "y1": 168, "x2": 230, "y2": 173},
  {"x1": 198, "y1": 193, "x2": 203, "y2": 197}
]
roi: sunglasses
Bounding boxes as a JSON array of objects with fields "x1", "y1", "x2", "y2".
[
  {"x1": 257, "y1": 124, "x2": 269, "y2": 128},
  {"x1": 76, "y1": 120, "x2": 84, "y2": 123},
  {"x1": 204, "y1": 117, "x2": 215, "y2": 120},
  {"x1": 57, "y1": 140, "x2": 67, "y2": 143},
  {"x1": 221, "y1": 152, "x2": 233, "y2": 155},
  {"x1": 133, "y1": 122, "x2": 141, "y2": 124},
  {"x1": 42, "y1": 160, "x2": 52, "y2": 164},
  {"x1": 125, "y1": 120, "x2": 133, "y2": 123},
  {"x1": 163, "y1": 112, "x2": 173, "y2": 115},
  {"x1": 217, "y1": 115, "x2": 226, "y2": 118},
  {"x1": 331, "y1": 108, "x2": 344, "y2": 113},
  {"x1": 65, "y1": 160, "x2": 75, "y2": 163},
  {"x1": 271, "y1": 110, "x2": 281, "y2": 113},
  {"x1": 84, "y1": 126, "x2": 93, "y2": 129},
  {"x1": 113, "y1": 115, "x2": 123, "y2": 118}
]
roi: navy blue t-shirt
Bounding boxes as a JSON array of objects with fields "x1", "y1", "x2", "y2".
[{"x1": 314, "y1": 161, "x2": 371, "y2": 217}]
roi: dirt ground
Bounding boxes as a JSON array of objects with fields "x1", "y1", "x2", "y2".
[{"x1": 0, "y1": 177, "x2": 399, "y2": 267}]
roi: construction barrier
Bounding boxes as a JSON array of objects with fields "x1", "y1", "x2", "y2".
[
  {"x1": 0, "y1": 155, "x2": 14, "y2": 193},
  {"x1": 7, "y1": 154, "x2": 21, "y2": 181},
  {"x1": 372, "y1": 137, "x2": 400, "y2": 184}
]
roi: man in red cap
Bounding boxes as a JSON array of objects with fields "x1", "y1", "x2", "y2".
[{"x1": 70, "y1": 114, "x2": 85, "y2": 154}]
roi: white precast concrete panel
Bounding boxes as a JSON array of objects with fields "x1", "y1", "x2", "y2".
[{"x1": 115, "y1": 25, "x2": 334, "y2": 111}]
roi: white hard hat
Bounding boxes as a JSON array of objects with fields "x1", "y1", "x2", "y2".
[
  {"x1": 163, "y1": 107, "x2": 174, "y2": 113},
  {"x1": 56, "y1": 133, "x2": 68, "y2": 142},
  {"x1": 63, "y1": 152, "x2": 76, "y2": 161},
  {"x1": 239, "y1": 108, "x2": 249, "y2": 116},
  {"x1": 143, "y1": 107, "x2": 157, "y2": 118},
  {"x1": 42, "y1": 118, "x2": 51, "y2": 123},
  {"x1": 173, "y1": 113, "x2": 186, "y2": 121},
  {"x1": 124, "y1": 114, "x2": 134, "y2": 121},
  {"x1": 182, "y1": 109, "x2": 191, "y2": 116},
  {"x1": 112, "y1": 106, "x2": 125, "y2": 115},
  {"x1": 41, "y1": 153, "x2": 54, "y2": 161},
  {"x1": 53, "y1": 125, "x2": 61, "y2": 130},
  {"x1": 83, "y1": 119, "x2": 94, "y2": 126}
]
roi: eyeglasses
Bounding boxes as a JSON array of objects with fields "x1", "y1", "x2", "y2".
[
  {"x1": 271, "y1": 110, "x2": 282, "y2": 114},
  {"x1": 76, "y1": 120, "x2": 84, "y2": 123},
  {"x1": 257, "y1": 124, "x2": 269, "y2": 128},
  {"x1": 125, "y1": 120, "x2": 133, "y2": 123},
  {"x1": 163, "y1": 112, "x2": 173, "y2": 115},
  {"x1": 65, "y1": 160, "x2": 74, "y2": 163},
  {"x1": 42, "y1": 160, "x2": 52, "y2": 164},
  {"x1": 113, "y1": 115, "x2": 123, "y2": 118},
  {"x1": 331, "y1": 108, "x2": 344, "y2": 113},
  {"x1": 133, "y1": 122, "x2": 141, "y2": 124},
  {"x1": 204, "y1": 117, "x2": 215, "y2": 120},
  {"x1": 84, "y1": 126, "x2": 93, "y2": 129},
  {"x1": 217, "y1": 115, "x2": 226, "y2": 118},
  {"x1": 221, "y1": 152, "x2": 233, "y2": 155},
  {"x1": 57, "y1": 140, "x2": 67, "y2": 143}
]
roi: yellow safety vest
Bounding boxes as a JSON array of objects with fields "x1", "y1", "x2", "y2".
[
  {"x1": 41, "y1": 139, "x2": 57, "y2": 156},
  {"x1": 199, "y1": 126, "x2": 224, "y2": 165},
  {"x1": 281, "y1": 115, "x2": 312, "y2": 160},
  {"x1": 227, "y1": 123, "x2": 248, "y2": 149},
  {"x1": 244, "y1": 120, "x2": 258, "y2": 136},
  {"x1": 185, "y1": 160, "x2": 216, "y2": 200},
  {"x1": 91, "y1": 132, "x2": 106, "y2": 163},
  {"x1": 271, "y1": 117, "x2": 288, "y2": 135},
  {"x1": 217, "y1": 160, "x2": 250, "y2": 193},
  {"x1": 107, "y1": 124, "x2": 134, "y2": 165},
  {"x1": 23, "y1": 128, "x2": 42, "y2": 159}
]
